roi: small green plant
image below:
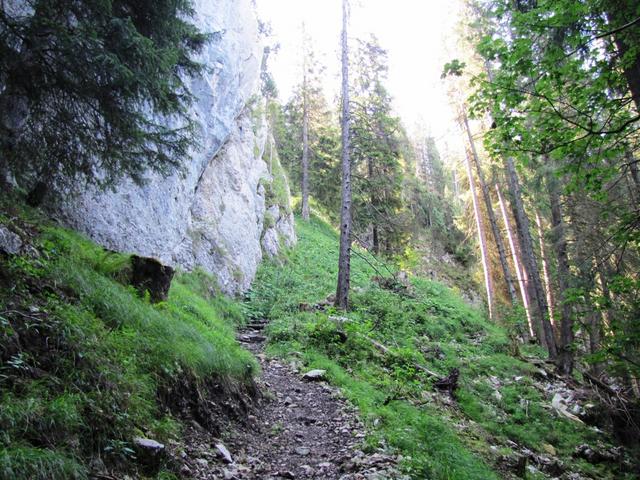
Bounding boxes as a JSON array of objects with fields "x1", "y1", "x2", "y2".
[
  {"x1": 104, "y1": 440, "x2": 136, "y2": 462},
  {"x1": 270, "y1": 421, "x2": 284, "y2": 436},
  {"x1": 263, "y1": 211, "x2": 276, "y2": 230}
]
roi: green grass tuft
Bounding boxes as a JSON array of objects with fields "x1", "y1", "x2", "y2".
[{"x1": 0, "y1": 447, "x2": 86, "y2": 480}]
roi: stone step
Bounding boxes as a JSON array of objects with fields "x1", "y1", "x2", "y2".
[{"x1": 237, "y1": 333, "x2": 266, "y2": 343}]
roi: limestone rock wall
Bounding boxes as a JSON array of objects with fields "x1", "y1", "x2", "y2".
[
  {"x1": 50, "y1": 0, "x2": 295, "y2": 294},
  {"x1": 176, "y1": 109, "x2": 295, "y2": 295}
]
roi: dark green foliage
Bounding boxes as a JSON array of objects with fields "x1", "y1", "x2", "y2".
[
  {"x1": 441, "y1": 59, "x2": 466, "y2": 78},
  {"x1": 469, "y1": 0, "x2": 640, "y2": 379},
  {"x1": 351, "y1": 37, "x2": 407, "y2": 255},
  {"x1": 269, "y1": 83, "x2": 341, "y2": 218},
  {"x1": 0, "y1": 0, "x2": 207, "y2": 189}
]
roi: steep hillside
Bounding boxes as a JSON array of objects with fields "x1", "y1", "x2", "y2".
[
  {"x1": 0, "y1": 199, "x2": 258, "y2": 479},
  {"x1": 245, "y1": 214, "x2": 638, "y2": 480},
  {"x1": 1, "y1": 197, "x2": 637, "y2": 480}
]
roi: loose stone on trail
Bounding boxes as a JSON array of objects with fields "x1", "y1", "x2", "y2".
[{"x1": 302, "y1": 369, "x2": 327, "y2": 381}]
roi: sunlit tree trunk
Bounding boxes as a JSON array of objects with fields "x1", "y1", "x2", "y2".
[
  {"x1": 587, "y1": 258, "x2": 604, "y2": 377},
  {"x1": 535, "y1": 211, "x2": 556, "y2": 328},
  {"x1": 301, "y1": 69, "x2": 310, "y2": 220},
  {"x1": 335, "y1": 0, "x2": 352, "y2": 310},
  {"x1": 452, "y1": 169, "x2": 460, "y2": 200},
  {"x1": 300, "y1": 24, "x2": 311, "y2": 221},
  {"x1": 595, "y1": 261, "x2": 613, "y2": 335},
  {"x1": 462, "y1": 110, "x2": 518, "y2": 306},
  {"x1": 505, "y1": 156, "x2": 557, "y2": 358},
  {"x1": 463, "y1": 147, "x2": 494, "y2": 320},
  {"x1": 496, "y1": 183, "x2": 534, "y2": 339}
]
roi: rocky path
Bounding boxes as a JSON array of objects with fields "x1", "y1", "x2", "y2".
[{"x1": 179, "y1": 319, "x2": 406, "y2": 480}]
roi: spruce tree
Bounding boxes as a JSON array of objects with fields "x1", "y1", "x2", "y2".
[
  {"x1": 0, "y1": 0, "x2": 207, "y2": 190},
  {"x1": 351, "y1": 37, "x2": 405, "y2": 255}
]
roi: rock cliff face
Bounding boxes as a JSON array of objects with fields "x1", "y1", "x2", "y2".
[{"x1": 51, "y1": 0, "x2": 295, "y2": 294}]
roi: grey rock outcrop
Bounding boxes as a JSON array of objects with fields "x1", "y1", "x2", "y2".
[
  {"x1": 48, "y1": 0, "x2": 295, "y2": 294},
  {"x1": 173, "y1": 108, "x2": 295, "y2": 294},
  {"x1": 0, "y1": 224, "x2": 22, "y2": 255}
]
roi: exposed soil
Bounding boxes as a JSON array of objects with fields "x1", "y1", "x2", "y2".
[{"x1": 174, "y1": 319, "x2": 407, "y2": 480}]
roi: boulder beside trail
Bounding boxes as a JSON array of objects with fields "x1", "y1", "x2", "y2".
[{"x1": 133, "y1": 437, "x2": 166, "y2": 474}]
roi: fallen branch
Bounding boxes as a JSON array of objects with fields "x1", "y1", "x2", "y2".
[
  {"x1": 551, "y1": 393, "x2": 585, "y2": 424},
  {"x1": 580, "y1": 369, "x2": 623, "y2": 401}
]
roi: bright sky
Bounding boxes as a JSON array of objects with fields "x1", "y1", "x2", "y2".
[{"x1": 255, "y1": 0, "x2": 465, "y2": 152}]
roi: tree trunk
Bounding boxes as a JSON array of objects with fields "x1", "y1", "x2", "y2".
[
  {"x1": 301, "y1": 39, "x2": 310, "y2": 221},
  {"x1": 462, "y1": 110, "x2": 518, "y2": 306},
  {"x1": 547, "y1": 172, "x2": 573, "y2": 375},
  {"x1": 535, "y1": 211, "x2": 557, "y2": 328},
  {"x1": 629, "y1": 160, "x2": 640, "y2": 191},
  {"x1": 496, "y1": 183, "x2": 534, "y2": 339},
  {"x1": 463, "y1": 148, "x2": 494, "y2": 320},
  {"x1": 372, "y1": 225, "x2": 379, "y2": 255},
  {"x1": 626, "y1": 149, "x2": 640, "y2": 197},
  {"x1": 505, "y1": 156, "x2": 558, "y2": 358},
  {"x1": 588, "y1": 308, "x2": 601, "y2": 356},
  {"x1": 605, "y1": 0, "x2": 640, "y2": 112},
  {"x1": 588, "y1": 307, "x2": 604, "y2": 376},
  {"x1": 452, "y1": 170, "x2": 460, "y2": 200},
  {"x1": 367, "y1": 156, "x2": 380, "y2": 254},
  {"x1": 335, "y1": 0, "x2": 352, "y2": 310},
  {"x1": 595, "y1": 261, "x2": 614, "y2": 332}
]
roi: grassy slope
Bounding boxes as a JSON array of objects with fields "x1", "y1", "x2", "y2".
[
  {"x1": 0, "y1": 202, "x2": 257, "y2": 479},
  {"x1": 246, "y1": 215, "x2": 626, "y2": 480}
]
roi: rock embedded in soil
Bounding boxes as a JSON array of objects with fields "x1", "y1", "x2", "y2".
[
  {"x1": 216, "y1": 442, "x2": 234, "y2": 464},
  {"x1": 239, "y1": 333, "x2": 267, "y2": 343},
  {"x1": 294, "y1": 447, "x2": 310, "y2": 456},
  {"x1": 302, "y1": 369, "x2": 327, "y2": 381},
  {"x1": 0, "y1": 224, "x2": 22, "y2": 255},
  {"x1": 134, "y1": 437, "x2": 165, "y2": 450},
  {"x1": 573, "y1": 444, "x2": 623, "y2": 464},
  {"x1": 133, "y1": 437, "x2": 166, "y2": 474}
]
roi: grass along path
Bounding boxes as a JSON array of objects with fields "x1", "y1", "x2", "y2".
[
  {"x1": 243, "y1": 214, "x2": 632, "y2": 480},
  {"x1": 0, "y1": 201, "x2": 257, "y2": 479},
  {"x1": 1, "y1": 200, "x2": 633, "y2": 479}
]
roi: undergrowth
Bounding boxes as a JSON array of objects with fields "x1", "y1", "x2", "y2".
[
  {"x1": 0, "y1": 201, "x2": 257, "y2": 479},
  {"x1": 245, "y1": 214, "x2": 630, "y2": 480}
]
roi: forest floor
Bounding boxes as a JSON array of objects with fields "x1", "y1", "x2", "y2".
[{"x1": 178, "y1": 319, "x2": 406, "y2": 480}]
